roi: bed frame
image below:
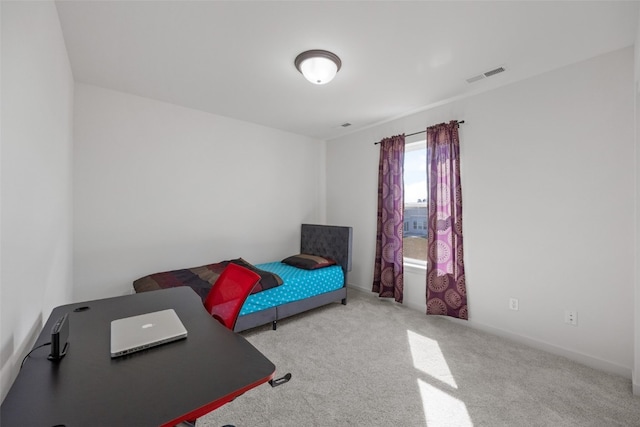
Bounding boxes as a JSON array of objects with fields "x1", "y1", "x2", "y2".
[{"x1": 233, "y1": 224, "x2": 353, "y2": 332}]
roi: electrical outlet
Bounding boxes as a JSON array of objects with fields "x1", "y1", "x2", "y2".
[
  {"x1": 509, "y1": 298, "x2": 519, "y2": 311},
  {"x1": 564, "y1": 310, "x2": 578, "y2": 326}
]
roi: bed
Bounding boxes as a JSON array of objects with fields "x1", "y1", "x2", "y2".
[{"x1": 133, "y1": 224, "x2": 352, "y2": 332}]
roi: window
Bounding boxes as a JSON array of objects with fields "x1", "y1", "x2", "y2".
[{"x1": 403, "y1": 138, "x2": 427, "y2": 264}]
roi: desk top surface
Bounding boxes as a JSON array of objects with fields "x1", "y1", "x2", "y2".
[{"x1": 0, "y1": 287, "x2": 275, "y2": 427}]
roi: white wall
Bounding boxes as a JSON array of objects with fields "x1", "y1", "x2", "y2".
[
  {"x1": 633, "y1": 9, "x2": 640, "y2": 396},
  {"x1": 328, "y1": 47, "x2": 636, "y2": 378},
  {"x1": 73, "y1": 84, "x2": 326, "y2": 301},
  {"x1": 1, "y1": 1, "x2": 74, "y2": 401}
]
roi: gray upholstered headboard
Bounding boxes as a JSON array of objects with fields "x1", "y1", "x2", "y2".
[{"x1": 300, "y1": 224, "x2": 353, "y2": 276}]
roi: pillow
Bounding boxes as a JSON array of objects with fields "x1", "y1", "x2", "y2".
[
  {"x1": 282, "y1": 253, "x2": 336, "y2": 270},
  {"x1": 226, "y1": 258, "x2": 283, "y2": 294}
]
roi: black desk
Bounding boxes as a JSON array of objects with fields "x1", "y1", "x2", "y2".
[{"x1": 0, "y1": 287, "x2": 275, "y2": 426}]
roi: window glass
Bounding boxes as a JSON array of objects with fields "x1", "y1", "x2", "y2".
[{"x1": 403, "y1": 139, "x2": 427, "y2": 264}]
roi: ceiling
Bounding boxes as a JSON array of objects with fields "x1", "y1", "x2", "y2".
[{"x1": 55, "y1": 1, "x2": 639, "y2": 141}]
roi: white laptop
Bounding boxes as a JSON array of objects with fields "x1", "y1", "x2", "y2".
[{"x1": 110, "y1": 309, "x2": 187, "y2": 358}]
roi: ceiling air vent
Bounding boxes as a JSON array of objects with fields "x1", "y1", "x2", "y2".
[
  {"x1": 466, "y1": 74, "x2": 485, "y2": 84},
  {"x1": 484, "y1": 66, "x2": 505, "y2": 77},
  {"x1": 466, "y1": 66, "x2": 506, "y2": 84}
]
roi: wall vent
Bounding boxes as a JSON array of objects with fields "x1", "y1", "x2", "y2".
[{"x1": 466, "y1": 66, "x2": 506, "y2": 84}]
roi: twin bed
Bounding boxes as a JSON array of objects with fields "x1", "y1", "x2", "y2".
[{"x1": 133, "y1": 224, "x2": 353, "y2": 332}]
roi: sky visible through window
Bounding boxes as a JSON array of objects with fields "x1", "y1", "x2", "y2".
[{"x1": 405, "y1": 144, "x2": 427, "y2": 203}]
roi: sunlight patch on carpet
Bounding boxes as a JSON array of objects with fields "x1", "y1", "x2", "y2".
[
  {"x1": 418, "y1": 379, "x2": 472, "y2": 427},
  {"x1": 407, "y1": 330, "x2": 457, "y2": 388}
]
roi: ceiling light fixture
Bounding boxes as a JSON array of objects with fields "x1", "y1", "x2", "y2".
[{"x1": 294, "y1": 50, "x2": 342, "y2": 85}]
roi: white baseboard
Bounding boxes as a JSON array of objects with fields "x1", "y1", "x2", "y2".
[
  {"x1": 347, "y1": 283, "x2": 631, "y2": 380},
  {"x1": 347, "y1": 284, "x2": 369, "y2": 294},
  {"x1": 1, "y1": 315, "x2": 43, "y2": 403},
  {"x1": 459, "y1": 318, "x2": 631, "y2": 379}
]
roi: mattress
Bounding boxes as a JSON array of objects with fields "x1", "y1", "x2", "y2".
[{"x1": 239, "y1": 262, "x2": 344, "y2": 316}]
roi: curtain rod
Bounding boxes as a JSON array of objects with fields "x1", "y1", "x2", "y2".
[{"x1": 373, "y1": 120, "x2": 465, "y2": 145}]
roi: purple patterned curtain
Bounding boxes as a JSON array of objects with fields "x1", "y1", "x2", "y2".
[
  {"x1": 426, "y1": 121, "x2": 467, "y2": 319},
  {"x1": 372, "y1": 135, "x2": 405, "y2": 302}
]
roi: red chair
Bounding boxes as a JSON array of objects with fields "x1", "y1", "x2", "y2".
[
  {"x1": 204, "y1": 263, "x2": 261, "y2": 330},
  {"x1": 179, "y1": 265, "x2": 261, "y2": 426}
]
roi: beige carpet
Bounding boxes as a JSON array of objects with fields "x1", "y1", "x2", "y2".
[{"x1": 198, "y1": 288, "x2": 640, "y2": 427}]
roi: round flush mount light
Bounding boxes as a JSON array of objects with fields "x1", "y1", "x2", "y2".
[{"x1": 294, "y1": 50, "x2": 342, "y2": 85}]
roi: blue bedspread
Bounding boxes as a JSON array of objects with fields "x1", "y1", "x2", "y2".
[{"x1": 239, "y1": 262, "x2": 344, "y2": 316}]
